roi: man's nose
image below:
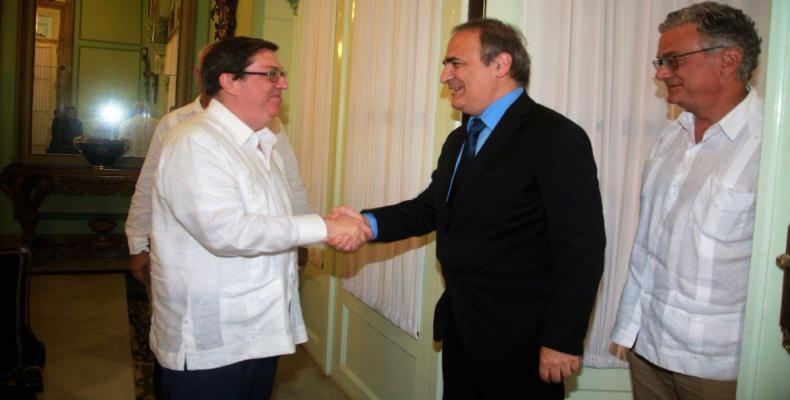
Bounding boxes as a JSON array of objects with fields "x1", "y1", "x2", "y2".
[
  {"x1": 654, "y1": 65, "x2": 672, "y2": 81},
  {"x1": 440, "y1": 65, "x2": 452, "y2": 83}
]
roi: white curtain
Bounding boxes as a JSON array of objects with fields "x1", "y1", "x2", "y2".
[
  {"x1": 290, "y1": 0, "x2": 338, "y2": 267},
  {"x1": 339, "y1": 0, "x2": 443, "y2": 338},
  {"x1": 33, "y1": 42, "x2": 58, "y2": 154},
  {"x1": 520, "y1": 0, "x2": 771, "y2": 368}
]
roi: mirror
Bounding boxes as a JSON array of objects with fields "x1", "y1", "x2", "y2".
[{"x1": 16, "y1": 0, "x2": 197, "y2": 166}]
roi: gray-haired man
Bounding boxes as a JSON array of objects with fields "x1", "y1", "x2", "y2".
[{"x1": 611, "y1": 3, "x2": 763, "y2": 399}]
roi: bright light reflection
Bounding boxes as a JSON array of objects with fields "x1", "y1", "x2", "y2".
[{"x1": 100, "y1": 103, "x2": 124, "y2": 124}]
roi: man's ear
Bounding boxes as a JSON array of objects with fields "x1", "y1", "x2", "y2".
[
  {"x1": 719, "y1": 48, "x2": 743, "y2": 79},
  {"x1": 493, "y1": 52, "x2": 513, "y2": 78},
  {"x1": 218, "y1": 72, "x2": 239, "y2": 97}
]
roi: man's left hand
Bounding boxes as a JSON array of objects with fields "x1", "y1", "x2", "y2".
[
  {"x1": 129, "y1": 251, "x2": 151, "y2": 284},
  {"x1": 297, "y1": 246, "x2": 308, "y2": 271},
  {"x1": 539, "y1": 346, "x2": 581, "y2": 383}
]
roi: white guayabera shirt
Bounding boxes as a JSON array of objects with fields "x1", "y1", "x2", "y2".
[
  {"x1": 125, "y1": 96, "x2": 312, "y2": 255},
  {"x1": 149, "y1": 99, "x2": 326, "y2": 370},
  {"x1": 611, "y1": 88, "x2": 762, "y2": 380}
]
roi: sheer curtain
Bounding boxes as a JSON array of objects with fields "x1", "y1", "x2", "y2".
[
  {"x1": 338, "y1": 0, "x2": 443, "y2": 338},
  {"x1": 289, "y1": 0, "x2": 338, "y2": 267},
  {"x1": 520, "y1": 0, "x2": 770, "y2": 368}
]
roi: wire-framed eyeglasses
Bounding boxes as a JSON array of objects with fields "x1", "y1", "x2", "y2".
[
  {"x1": 652, "y1": 46, "x2": 726, "y2": 70},
  {"x1": 237, "y1": 69, "x2": 288, "y2": 82}
]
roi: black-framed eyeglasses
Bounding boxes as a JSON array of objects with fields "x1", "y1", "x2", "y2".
[
  {"x1": 652, "y1": 46, "x2": 726, "y2": 70},
  {"x1": 237, "y1": 69, "x2": 288, "y2": 82}
]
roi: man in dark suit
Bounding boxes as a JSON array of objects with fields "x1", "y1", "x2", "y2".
[{"x1": 331, "y1": 18, "x2": 605, "y2": 399}]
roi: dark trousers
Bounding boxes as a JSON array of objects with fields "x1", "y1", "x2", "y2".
[
  {"x1": 441, "y1": 322, "x2": 564, "y2": 400},
  {"x1": 154, "y1": 357, "x2": 279, "y2": 400}
]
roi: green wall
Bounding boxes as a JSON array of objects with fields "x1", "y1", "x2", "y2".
[
  {"x1": 191, "y1": 0, "x2": 212, "y2": 98},
  {"x1": 0, "y1": 0, "x2": 211, "y2": 236},
  {"x1": 72, "y1": 0, "x2": 146, "y2": 135}
]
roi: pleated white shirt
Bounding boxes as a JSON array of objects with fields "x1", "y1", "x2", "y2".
[
  {"x1": 126, "y1": 96, "x2": 312, "y2": 255},
  {"x1": 611, "y1": 89, "x2": 762, "y2": 380},
  {"x1": 149, "y1": 99, "x2": 326, "y2": 370}
]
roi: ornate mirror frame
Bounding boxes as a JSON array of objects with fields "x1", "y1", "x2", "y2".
[{"x1": 14, "y1": 0, "x2": 197, "y2": 167}]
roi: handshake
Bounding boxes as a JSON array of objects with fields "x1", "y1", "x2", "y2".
[{"x1": 322, "y1": 206, "x2": 372, "y2": 252}]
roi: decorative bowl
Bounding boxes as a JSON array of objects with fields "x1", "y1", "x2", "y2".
[{"x1": 73, "y1": 136, "x2": 128, "y2": 168}]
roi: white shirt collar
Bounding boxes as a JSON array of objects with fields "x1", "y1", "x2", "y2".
[
  {"x1": 678, "y1": 86, "x2": 757, "y2": 142},
  {"x1": 205, "y1": 99, "x2": 259, "y2": 146},
  {"x1": 205, "y1": 99, "x2": 279, "y2": 168},
  {"x1": 177, "y1": 95, "x2": 204, "y2": 118},
  {"x1": 717, "y1": 86, "x2": 757, "y2": 141}
]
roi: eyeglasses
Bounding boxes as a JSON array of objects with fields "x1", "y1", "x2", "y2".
[
  {"x1": 237, "y1": 69, "x2": 288, "y2": 82},
  {"x1": 651, "y1": 46, "x2": 726, "y2": 70}
]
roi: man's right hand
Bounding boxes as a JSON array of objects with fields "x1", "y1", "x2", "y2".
[
  {"x1": 609, "y1": 342, "x2": 629, "y2": 361},
  {"x1": 129, "y1": 251, "x2": 151, "y2": 284},
  {"x1": 539, "y1": 346, "x2": 582, "y2": 383},
  {"x1": 324, "y1": 208, "x2": 372, "y2": 252}
]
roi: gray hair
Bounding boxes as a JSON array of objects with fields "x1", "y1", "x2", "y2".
[
  {"x1": 453, "y1": 18, "x2": 531, "y2": 87},
  {"x1": 660, "y1": 1, "x2": 761, "y2": 83}
]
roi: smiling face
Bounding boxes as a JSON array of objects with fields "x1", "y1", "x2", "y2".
[
  {"x1": 655, "y1": 23, "x2": 724, "y2": 114},
  {"x1": 440, "y1": 29, "x2": 503, "y2": 116},
  {"x1": 229, "y1": 50, "x2": 288, "y2": 131}
]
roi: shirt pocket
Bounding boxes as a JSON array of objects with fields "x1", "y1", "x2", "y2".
[
  {"x1": 690, "y1": 312, "x2": 743, "y2": 357},
  {"x1": 219, "y1": 277, "x2": 281, "y2": 336},
  {"x1": 692, "y1": 177, "x2": 756, "y2": 243}
]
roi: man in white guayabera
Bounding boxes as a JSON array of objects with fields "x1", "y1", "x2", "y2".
[
  {"x1": 125, "y1": 42, "x2": 311, "y2": 286},
  {"x1": 611, "y1": 3, "x2": 763, "y2": 399},
  {"x1": 148, "y1": 36, "x2": 370, "y2": 399}
]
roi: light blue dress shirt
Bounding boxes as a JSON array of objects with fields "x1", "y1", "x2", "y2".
[{"x1": 364, "y1": 87, "x2": 525, "y2": 239}]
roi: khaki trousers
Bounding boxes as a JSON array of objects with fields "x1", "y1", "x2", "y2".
[{"x1": 627, "y1": 351, "x2": 736, "y2": 400}]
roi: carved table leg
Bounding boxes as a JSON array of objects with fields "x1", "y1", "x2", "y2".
[{"x1": 0, "y1": 171, "x2": 54, "y2": 248}]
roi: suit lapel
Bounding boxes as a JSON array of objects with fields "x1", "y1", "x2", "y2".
[
  {"x1": 439, "y1": 129, "x2": 466, "y2": 214},
  {"x1": 451, "y1": 93, "x2": 535, "y2": 205}
]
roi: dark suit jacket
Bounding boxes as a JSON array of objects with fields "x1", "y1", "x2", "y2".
[{"x1": 366, "y1": 93, "x2": 605, "y2": 368}]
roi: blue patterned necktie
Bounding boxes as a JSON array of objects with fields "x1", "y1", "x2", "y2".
[
  {"x1": 448, "y1": 117, "x2": 485, "y2": 203},
  {"x1": 464, "y1": 117, "x2": 485, "y2": 161}
]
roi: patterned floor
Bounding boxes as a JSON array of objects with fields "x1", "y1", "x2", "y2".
[{"x1": 29, "y1": 273, "x2": 350, "y2": 400}]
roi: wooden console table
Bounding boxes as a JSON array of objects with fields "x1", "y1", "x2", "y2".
[{"x1": 0, "y1": 163, "x2": 139, "y2": 247}]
